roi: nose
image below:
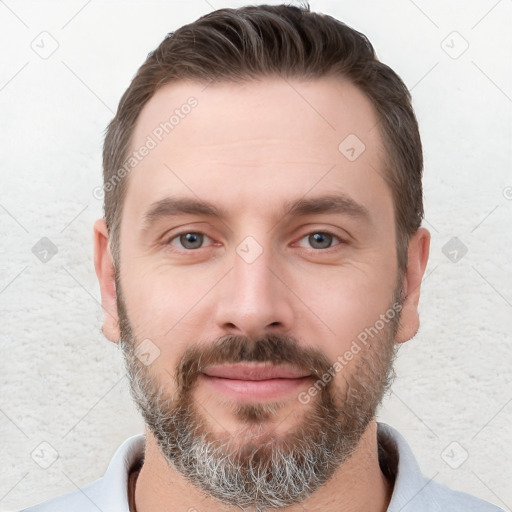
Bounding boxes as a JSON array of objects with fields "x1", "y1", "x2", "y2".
[{"x1": 213, "y1": 241, "x2": 295, "y2": 339}]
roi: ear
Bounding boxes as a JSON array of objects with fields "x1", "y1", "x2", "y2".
[
  {"x1": 93, "y1": 219, "x2": 120, "y2": 343},
  {"x1": 396, "y1": 227, "x2": 430, "y2": 343}
]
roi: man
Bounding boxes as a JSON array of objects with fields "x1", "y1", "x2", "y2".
[{"x1": 21, "y1": 3, "x2": 504, "y2": 512}]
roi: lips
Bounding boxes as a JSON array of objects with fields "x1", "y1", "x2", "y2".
[{"x1": 202, "y1": 363, "x2": 311, "y2": 381}]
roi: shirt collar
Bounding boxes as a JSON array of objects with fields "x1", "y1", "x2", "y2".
[
  {"x1": 105, "y1": 422, "x2": 424, "y2": 511},
  {"x1": 377, "y1": 422, "x2": 436, "y2": 511}
]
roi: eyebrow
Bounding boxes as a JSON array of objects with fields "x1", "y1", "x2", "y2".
[
  {"x1": 141, "y1": 193, "x2": 370, "y2": 232},
  {"x1": 142, "y1": 197, "x2": 228, "y2": 231},
  {"x1": 279, "y1": 194, "x2": 370, "y2": 221}
]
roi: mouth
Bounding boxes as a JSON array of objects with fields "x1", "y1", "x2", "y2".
[
  {"x1": 200, "y1": 363, "x2": 312, "y2": 401},
  {"x1": 202, "y1": 363, "x2": 311, "y2": 380}
]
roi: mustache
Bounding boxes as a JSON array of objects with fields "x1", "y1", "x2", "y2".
[{"x1": 174, "y1": 333, "x2": 334, "y2": 393}]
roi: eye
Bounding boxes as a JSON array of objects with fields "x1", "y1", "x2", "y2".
[
  {"x1": 297, "y1": 231, "x2": 342, "y2": 250},
  {"x1": 168, "y1": 232, "x2": 212, "y2": 250}
]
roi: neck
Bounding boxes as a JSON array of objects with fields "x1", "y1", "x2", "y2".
[{"x1": 134, "y1": 420, "x2": 393, "y2": 512}]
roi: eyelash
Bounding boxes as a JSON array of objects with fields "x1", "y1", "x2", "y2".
[
  {"x1": 164, "y1": 230, "x2": 345, "y2": 252},
  {"x1": 295, "y1": 231, "x2": 345, "y2": 251}
]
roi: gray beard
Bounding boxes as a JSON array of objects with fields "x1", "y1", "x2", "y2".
[{"x1": 117, "y1": 285, "x2": 400, "y2": 511}]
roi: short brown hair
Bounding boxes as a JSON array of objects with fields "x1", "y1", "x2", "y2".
[{"x1": 103, "y1": 3, "x2": 423, "y2": 270}]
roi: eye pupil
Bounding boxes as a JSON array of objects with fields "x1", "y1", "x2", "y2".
[
  {"x1": 180, "y1": 233, "x2": 203, "y2": 249},
  {"x1": 309, "y1": 232, "x2": 332, "y2": 249}
]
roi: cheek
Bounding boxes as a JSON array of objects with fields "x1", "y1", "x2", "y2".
[
  {"x1": 121, "y1": 276, "x2": 222, "y2": 397},
  {"x1": 120, "y1": 264, "x2": 221, "y2": 355},
  {"x1": 292, "y1": 262, "x2": 396, "y2": 336},
  {"x1": 298, "y1": 276, "x2": 398, "y2": 392}
]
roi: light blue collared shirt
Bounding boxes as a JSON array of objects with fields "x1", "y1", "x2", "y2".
[{"x1": 20, "y1": 423, "x2": 505, "y2": 512}]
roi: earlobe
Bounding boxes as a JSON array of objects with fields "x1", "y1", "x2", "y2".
[
  {"x1": 396, "y1": 227, "x2": 430, "y2": 344},
  {"x1": 93, "y1": 219, "x2": 120, "y2": 343}
]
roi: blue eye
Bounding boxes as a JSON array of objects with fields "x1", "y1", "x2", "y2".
[
  {"x1": 165, "y1": 231, "x2": 342, "y2": 252},
  {"x1": 169, "y1": 232, "x2": 209, "y2": 250},
  {"x1": 299, "y1": 232, "x2": 341, "y2": 250}
]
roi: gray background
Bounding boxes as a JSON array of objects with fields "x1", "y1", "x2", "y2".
[{"x1": 1, "y1": 0, "x2": 511, "y2": 510}]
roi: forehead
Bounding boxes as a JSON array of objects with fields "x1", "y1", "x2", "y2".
[
  {"x1": 131, "y1": 76, "x2": 383, "y2": 159},
  {"x1": 123, "y1": 77, "x2": 392, "y2": 226}
]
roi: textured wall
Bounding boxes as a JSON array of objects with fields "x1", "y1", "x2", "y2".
[{"x1": 1, "y1": 0, "x2": 511, "y2": 510}]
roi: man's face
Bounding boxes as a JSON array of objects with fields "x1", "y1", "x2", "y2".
[{"x1": 111, "y1": 77, "x2": 407, "y2": 508}]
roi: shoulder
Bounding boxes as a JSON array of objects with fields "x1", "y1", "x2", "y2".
[
  {"x1": 378, "y1": 423, "x2": 505, "y2": 512},
  {"x1": 18, "y1": 434, "x2": 145, "y2": 512},
  {"x1": 415, "y1": 479, "x2": 506, "y2": 512},
  {"x1": 19, "y1": 479, "x2": 103, "y2": 512}
]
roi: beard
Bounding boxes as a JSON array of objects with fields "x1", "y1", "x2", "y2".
[{"x1": 117, "y1": 278, "x2": 402, "y2": 511}]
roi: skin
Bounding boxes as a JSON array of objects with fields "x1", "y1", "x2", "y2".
[{"x1": 94, "y1": 77, "x2": 430, "y2": 511}]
